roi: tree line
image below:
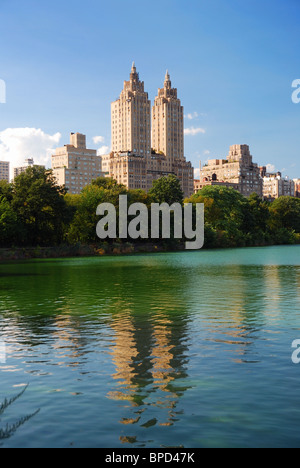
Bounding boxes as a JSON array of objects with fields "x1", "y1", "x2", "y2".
[{"x1": 0, "y1": 166, "x2": 299, "y2": 250}]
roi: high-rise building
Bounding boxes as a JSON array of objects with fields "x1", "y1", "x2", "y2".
[
  {"x1": 52, "y1": 133, "x2": 104, "y2": 194},
  {"x1": 199, "y1": 144, "x2": 263, "y2": 197},
  {"x1": 0, "y1": 161, "x2": 9, "y2": 182},
  {"x1": 152, "y1": 71, "x2": 184, "y2": 168},
  {"x1": 14, "y1": 158, "x2": 45, "y2": 179},
  {"x1": 103, "y1": 65, "x2": 194, "y2": 197},
  {"x1": 111, "y1": 62, "x2": 151, "y2": 158},
  {"x1": 151, "y1": 71, "x2": 193, "y2": 196}
]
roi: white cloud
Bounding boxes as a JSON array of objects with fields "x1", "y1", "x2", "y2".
[
  {"x1": 184, "y1": 127, "x2": 206, "y2": 136},
  {"x1": 97, "y1": 145, "x2": 110, "y2": 156},
  {"x1": 185, "y1": 112, "x2": 199, "y2": 120},
  {"x1": 203, "y1": 150, "x2": 210, "y2": 156},
  {"x1": 0, "y1": 128, "x2": 61, "y2": 180},
  {"x1": 266, "y1": 164, "x2": 276, "y2": 173},
  {"x1": 93, "y1": 135, "x2": 105, "y2": 145}
]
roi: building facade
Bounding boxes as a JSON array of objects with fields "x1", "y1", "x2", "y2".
[
  {"x1": 103, "y1": 65, "x2": 194, "y2": 197},
  {"x1": 194, "y1": 179, "x2": 239, "y2": 194},
  {"x1": 199, "y1": 144, "x2": 263, "y2": 197},
  {"x1": 152, "y1": 71, "x2": 184, "y2": 169},
  {"x1": 294, "y1": 179, "x2": 300, "y2": 198},
  {"x1": 52, "y1": 133, "x2": 104, "y2": 194},
  {"x1": 111, "y1": 62, "x2": 151, "y2": 158},
  {"x1": 263, "y1": 175, "x2": 295, "y2": 200},
  {"x1": 0, "y1": 161, "x2": 9, "y2": 182},
  {"x1": 14, "y1": 158, "x2": 45, "y2": 179}
]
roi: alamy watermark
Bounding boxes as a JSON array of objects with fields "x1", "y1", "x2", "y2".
[
  {"x1": 292, "y1": 79, "x2": 300, "y2": 104},
  {"x1": 0, "y1": 79, "x2": 6, "y2": 104},
  {"x1": 96, "y1": 196, "x2": 204, "y2": 250},
  {"x1": 291, "y1": 340, "x2": 300, "y2": 364}
]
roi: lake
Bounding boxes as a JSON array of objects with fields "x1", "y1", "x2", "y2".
[{"x1": 0, "y1": 245, "x2": 300, "y2": 448}]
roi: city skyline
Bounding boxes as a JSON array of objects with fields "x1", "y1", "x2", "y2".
[{"x1": 0, "y1": 0, "x2": 299, "y2": 181}]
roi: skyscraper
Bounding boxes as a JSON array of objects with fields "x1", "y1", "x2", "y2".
[
  {"x1": 102, "y1": 65, "x2": 194, "y2": 197},
  {"x1": 111, "y1": 62, "x2": 151, "y2": 158},
  {"x1": 152, "y1": 71, "x2": 184, "y2": 169}
]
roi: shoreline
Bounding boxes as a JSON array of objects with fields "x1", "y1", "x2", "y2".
[
  {"x1": 0, "y1": 241, "x2": 299, "y2": 262},
  {"x1": 0, "y1": 243, "x2": 184, "y2": 261}
]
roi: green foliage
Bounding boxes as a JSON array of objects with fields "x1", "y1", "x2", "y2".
[
  {"x1": 0, "y1": 197, "x2": 20, "y2": 246},
  {"x1": 66, "y1": 180, "x2": 127, "y2": 244},
  {"x1": 0, "y1": 169, "x2": 299, "y2": 251},
  {"x1": 268, "y1": 196, "x2": 300, "y2": 232},
  {"x1": 91, "y1": 176, "x2": 121, "y2": 189},
  {"x1": 189, "y1": 186, "x2": 300, "y2": 249},
  {"x1": 0, "y1": 180, "x2": 13, "y2": 202},
  {"x1": 11, "y1": 166, "x2": 71, "y2": 246},
  {"x1": 149, "y1": 174, "x2": 184, "y2": 205}
]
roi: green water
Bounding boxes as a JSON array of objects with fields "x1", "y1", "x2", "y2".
[{"x1": 0, "y1": 245, "x2": 300, "y2": 448}]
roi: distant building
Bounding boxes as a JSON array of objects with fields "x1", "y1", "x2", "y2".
[
  {"x1": 14, "y1": 158, "x2": 45, "y2": 179},
  {"x1": 194, "y1": 179, "x2": 239, "y2": 194},
  {"x1": 294, "y1": 179, "x2": 300, "y2": 198},
  {"x1": 52, "y1": 133, "x2": 104, "y2": 194},
  {"x1": 259, "y1": 166, "x2": 282, "y2": 179},
  {"x1": 263, "y1": 175, "x2": 295, "y2": 200},
  {"x1": 103, "y1": 64, "x2": 194, "y2": 197},
  {"x1": 199, "y1": 144, "x2": 263, "y2": 197},
  {"x1": 0, "y1": 161, "x2": 9, "y2": 182}
]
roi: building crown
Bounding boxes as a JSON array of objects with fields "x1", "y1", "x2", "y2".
[
  {"x1": 164, "y1": 70, "x2": 171, "y2": 88},
  {"x1": 130, "y1": 61, "x2": 139, "y2": 82}
]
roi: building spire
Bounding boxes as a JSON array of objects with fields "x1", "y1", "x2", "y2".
[
  {"x1": 131, "y1": 61, "x2": 136, "y2": 73},
  {"x1": 164, "y1": 69, "x2": 171, "y2": 89}
]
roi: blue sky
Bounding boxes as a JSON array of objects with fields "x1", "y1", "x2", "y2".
[{"x1": 0, "y1": 0, "x2": 300, "y2": 178}]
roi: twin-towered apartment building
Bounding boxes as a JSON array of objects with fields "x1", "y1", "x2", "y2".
[
  {"x1": 51, "y1": 63, "x2": 193, "y2": 197},
  {"x1": 101, "y1": 63, "x2": 194, "y2": 197}
]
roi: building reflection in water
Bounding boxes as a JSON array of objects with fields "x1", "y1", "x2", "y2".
[
  {"x1": 51, "y1": 314, "x2": 83, "y2": 368},
  {"x1": 107, "y1": 305, "x2": 191, "y2": 434},
  {"x1": 107, "y1": 314, "x2": 139, "y2": 404},
  {"x1": 151, "y1": 317, "x2": 183, "y2": 427}
]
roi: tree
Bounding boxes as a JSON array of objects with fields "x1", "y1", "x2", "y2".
[
  {"x1": 269, "y1": 196, "x2": 300, "y2": 233},
  {"x1": 149, "y1": 175, "x2": 184, "y2": 205},
  {"x1": 11, "y1": 167, "x2": 69, "y2": 246},
  {"x1": 189, "y1": 186, "x2": 257, "y2": 247},
  {"x1": 91, "y1": 177, "x2": 120, "y2": 189},
  {"x1": 190, "y1": 185, "x2": 248, "y2": 228},
  {"x1": 0, "y1": 197, "x2": 21, "y2": 247},
  {"x1": 248, "y1": 193, "x2": 270, "y2": 232},
  {"x1": 0, "y1": 180, "x2": 13, "y2": 202},
  {"x1": 67, "y1": 181, "x2": 127, "y2": 244}
]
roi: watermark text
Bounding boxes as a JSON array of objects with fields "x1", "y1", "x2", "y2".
[
  {"x1": 96, "y1": 196, "x2": 204, "y2": 250},
  {"x1": 292, "y1": 79, "x2": 300, "y2": 104},
  {"x1": 292, "y1": 340, "x2": 300, "y2": 364}
]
